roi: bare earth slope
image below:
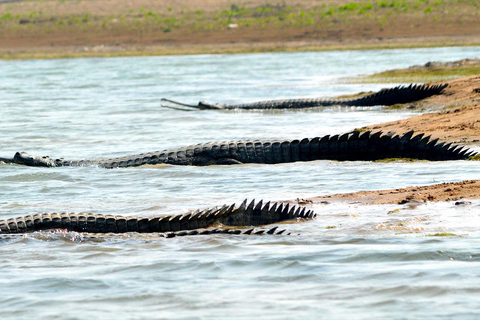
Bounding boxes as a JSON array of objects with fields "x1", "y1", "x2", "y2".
[
  {"x1": 304, "y1": 73, "x2": 480, "y2": 205},
  {"x1": 311, "y1": 180, "x2": 480, "y2": 205},
  {"x1": 0, "y1": 0, "x2": 479, "y2": 58},
  {"x1": 362, "y1": 75, "x2": 480, "y2": 145}
]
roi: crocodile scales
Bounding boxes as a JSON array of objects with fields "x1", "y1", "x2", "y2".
[
  {"x1": 161, "y1": 83, "x2": 447, "y2": 110},
  {"x1": 1, "y1": 130, "x2": 476, "y2": 168},
  {"x1": 0, "y1": 200, "x2": 315, "y2": 237}
]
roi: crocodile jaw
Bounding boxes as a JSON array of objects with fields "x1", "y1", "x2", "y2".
[{"x1": 13, "y1": 152, "x2": 57, "y2": 167}]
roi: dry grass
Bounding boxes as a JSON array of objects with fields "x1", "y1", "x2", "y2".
[
  {"x1": 356, "y1": 58, "x2": 480, "y2": 83},
  {"x1": 0, "y1": 0, "x2": 479, "y2": 58}
]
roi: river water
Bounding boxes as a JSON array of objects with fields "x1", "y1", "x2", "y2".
[{"x1": 1, "y1": 47, "x2": 480, "y2": 319}]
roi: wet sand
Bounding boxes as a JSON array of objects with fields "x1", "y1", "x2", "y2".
[
  {"x1": 362, "y1": 74, "x2": 480, "y2": 145},
  {"x1": 309, "y1": 180, "x2": 480, "y2": 205},
  {"x1": 304, "y1": 72, "x2": 480, "y2": 205},
  {"x1": 1, "y1": 0, "x2": 479, "y2": 204}
]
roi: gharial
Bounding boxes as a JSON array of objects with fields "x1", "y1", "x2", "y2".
[
  {"x1": 161, "y1": 83, "x2": 447, "y2": 110},
  {"x1": 0, "y1": 200, "x2": 315, "y2": 238},
  {"x1": 0, "y1": 130, "x2": 476, "y2": 168}
]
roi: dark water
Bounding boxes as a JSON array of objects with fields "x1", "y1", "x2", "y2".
[{"x1": 1, "y1": 47, "x2": 480, "y2": 319}]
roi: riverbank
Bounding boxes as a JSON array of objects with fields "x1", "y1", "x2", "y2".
[
  {"x1": 310, "y1": 180, "x2": 480, "y2": 205},
  {"x1": 361, "y1": 74, "x2": 480, "y2": 145},
  {"x1": 1, "y1": 0, "x2": 479, "y2": 59},
  {"x1": 303, "y1": 68, "x2": 480, "y2": 206}
]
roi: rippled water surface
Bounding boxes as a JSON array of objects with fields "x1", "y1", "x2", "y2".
[{"x1": 1, "y1": 47, "x2": 480, "y2": 319}]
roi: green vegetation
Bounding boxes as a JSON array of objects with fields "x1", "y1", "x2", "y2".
[
  {"x1": 0, "y1": 0, "x2": 478, "y2": 36},
  {"x1": 426, "y1": 232, "x2": 458, "y2": 237},
  {"x1": 385, "y1": 104, "x2": 413, "y2": 110},
  {"x1": 374, "y1": 158, "x2": 425, "y2": 162},
  {"x1": 350, "y1": 128, "x2": 367, "y2": 133},
  {"x1": 387, "y1": 208, "x2": 402, "y2": 214},
  {"x1": 468, "y1": 154, "x2": 480, "y2": 161},
  {"x1": 352, "y1": 58, "x2": 480, "y2": 83},
  {"x1": 0, "y1": 0, "x2": 479, "y2": 59},
  {"x1": 363, "y1": 63, "x2": 480, "y2": 82}
]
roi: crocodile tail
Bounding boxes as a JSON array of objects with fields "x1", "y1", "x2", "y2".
[
  {"x1": 289, "y1": 130, "x2": 476, "y2": 162},
  {"x1": 7, "y1": 129, "x2": 475, "y2": 169},
  {"x1": 351, "y1": 83, "x2": 448, "y2": 106},
  {"x1": 161, "y1": 83, "x2": 447, "y2": 110},
  {"x1": 161, "y1": 226, "x2": 289, "y2": 238},
  {"x1": 0, "y1": 201, "x2": 315, "y2": 234},
  {"x1": 0, "y1": 211, "x2": 216, "y2": 234},
  {"x1": 231, "y1": 98, "x2": 337, "y2": 110},
  {"x1": 216, "y1": 199, "x2": 316, "y2": 226},
  {"x1": 219, "y1": 131, "x2": 476, "y2": 165}
]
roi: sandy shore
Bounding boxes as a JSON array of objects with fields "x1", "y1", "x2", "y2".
[
  {"x1": 362, "y1": 75, "x2": 480, "y2": 145},
  {"x1": 1, "y1": 1, "x2": 479, "y2": 205},
  {"x1": 1, "y1": 0, "x2": 479, "y2": 59},
  {"x1": 309, "y1": 180, "x2": 480, "y2": 205},
  {"x1": 299, "y1": 73, "x2": 480, "y2": 206}
]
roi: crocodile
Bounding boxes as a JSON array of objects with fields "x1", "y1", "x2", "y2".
[
  {"x1": 0, "y1": 200, "x2": 315, "y2": 237},
  {"x1": 160, "y1": 83, "x2": 447, "y2": 110},
  {"x1": 1, "y1": 130, "x2": 476, "y2": 168}
]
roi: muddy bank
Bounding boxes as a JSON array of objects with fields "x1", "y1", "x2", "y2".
[
  {"x1": 360, "y1": 58, "x2": 480, "y2": 83},
  {"x1": 361, "y1": 74, "x2": 480, "y2": 145},
  {"x1": 0, "y1": 0, "x2": 479, "y2": 59},
  {"x1": 308, "y1": 180, "x2": 480, "y2": 205},
  {"x1": 303, "y1": 73, "x2": 480, "y2": 206}
]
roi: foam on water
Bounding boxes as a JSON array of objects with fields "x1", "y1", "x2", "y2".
[{"x1": 1, "y1": 47, "x2": 480, "y2": 319}]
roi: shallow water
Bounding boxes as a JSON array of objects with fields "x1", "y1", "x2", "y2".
[{"x1": 1, "y1": 47, "x2": 480, "y2": 319}]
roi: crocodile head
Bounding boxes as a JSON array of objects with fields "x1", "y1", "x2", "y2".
[
  {"x1": 197, "y1": 101, "x2": 224, "y2": 110},
  {"x1": 13, "y1": 152, "x2": 58, "y2": 167}
]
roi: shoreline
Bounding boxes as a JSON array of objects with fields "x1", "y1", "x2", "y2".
[
  {"x1": 361, "y1": 75, "x2": 480, "y2": 145},
  {"x1": 1, "y1": 36, "x2": 480, "y2": 60},
  {"x1": 1, "y1": 0, "x2": 479, "y2": 60},
  {"x1": 305, "y1": 180, "x2": 480, "y2": 206},
  {"x1": 301, "y1": 73, "x2": 480, "y2": 206},
  {"x1": 1, "y1": 0, "x2": 479, "y2": 207}
]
